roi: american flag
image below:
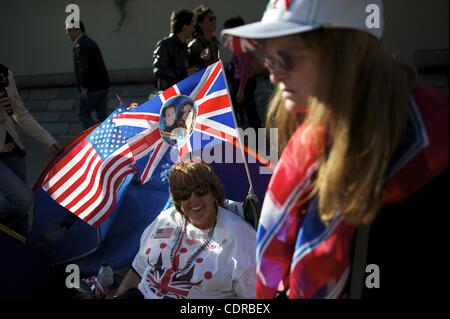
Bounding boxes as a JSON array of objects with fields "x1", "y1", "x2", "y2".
[
  {"x1": 42, "y1": 106, "x2": 136, "y2": 227},
  {"x1": 113, "y1": 104, "x2": 169, "y2": 185},
  {"x1": 153, "y1": 227, "x2": 174, "y2": 239},
  {"x1": 113, "y1": 61, "x2": 238, "y2": 184}
]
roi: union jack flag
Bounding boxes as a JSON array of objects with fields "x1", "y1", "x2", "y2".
[
  {"x1": 113, "y1": 61, "x2": 238, "y2": 184},
  {"x1": 42, "y1": 106, "x2": 136, "y2": 227},
  {"x1": 144, "y1": 253, "x2": 201, "y2": 299},
  {"x1": 153, "y1": 227, "x2": 174, "y2": 239},
  {"x1": 112, "y1": 103, "x2": 170, "y2": 185}
]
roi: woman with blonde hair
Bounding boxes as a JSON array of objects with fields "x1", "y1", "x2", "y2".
[{"x1": 223, "y1": 0, "x2": 448, "y2": 298}]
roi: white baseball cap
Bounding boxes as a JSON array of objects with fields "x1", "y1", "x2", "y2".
[{"x1": 222, "y1": 0, "x2": 384, "y2": 51}]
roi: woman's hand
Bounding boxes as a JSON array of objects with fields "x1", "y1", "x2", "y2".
[
  {"x1": 127, "y1": 102, "x2": 139, "y2": 110},
  {"x1": 0, "y1": 95, "x2": 11, "y2": 108}
]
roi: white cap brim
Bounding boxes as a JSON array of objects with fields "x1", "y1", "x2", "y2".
[{"x1": 222, "y1": 20, "x2": 322, "y2": 40}]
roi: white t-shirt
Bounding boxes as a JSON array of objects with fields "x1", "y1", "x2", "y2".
[{"x1": 132, "y1": 206, "x2": 256, "y2": 299}]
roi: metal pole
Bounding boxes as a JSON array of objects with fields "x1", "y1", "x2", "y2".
[{"x1": 219, "y1": 60, "x2": 256, "y2": 198}]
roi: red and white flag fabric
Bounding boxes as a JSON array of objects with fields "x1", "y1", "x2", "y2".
[
  {"x1": 42, "y1": 106, "x2": 135, "y2": 227},
  {"x1": 112, "y1": 61, "x2": 238, "y2": 184}
]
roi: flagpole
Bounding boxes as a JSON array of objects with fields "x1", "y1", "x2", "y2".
[
  {"x1": 116, "y1": 94, "x2": 123, "y2": 106},
  {"x1": 219, "y1": 60, "x2": 256, "y2": 198}
]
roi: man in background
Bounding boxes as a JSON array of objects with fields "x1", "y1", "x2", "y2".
[
  {"x1": 66, "y1": 21, "x2": 110, "y2": 129},
  {"x1": 153, "y1": 9, "x2": 199, "y2": 91}
]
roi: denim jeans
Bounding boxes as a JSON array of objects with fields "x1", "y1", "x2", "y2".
[
  {"x1": 78, "y1": 88, "x2": 109, "y2": 129},
  {"x1": 0, "y1": 155, "x2": 33, "y2": 235}
]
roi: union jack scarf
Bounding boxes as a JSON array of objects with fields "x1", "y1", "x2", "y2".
[{"x1": 256, "y1": 84, "x2": 449, "y2": 298}]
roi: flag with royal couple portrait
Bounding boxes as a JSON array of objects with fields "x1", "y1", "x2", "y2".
[
  {"x1": 38, "y1": 61, "x2": 239, "y2": 228},
  {"x1": 22, "y1": 61, "x2": 272, "y2": 279},
  {"x1": 112, "y1": 60, "x2": 239, "y2": 185}
]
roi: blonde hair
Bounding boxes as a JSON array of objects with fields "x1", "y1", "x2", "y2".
[
  {"x1": 265, "y1": 86, "x2": 305, "y2": 154},
  {"x1": 266, "y1": 29, "x2": 416, "y2": 224},
  {"x1": 168, "y1": 161, "x2": 225, "y2": 214}
]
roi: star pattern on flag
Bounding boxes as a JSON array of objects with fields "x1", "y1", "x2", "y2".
[{"x1": 88, "y1": 109, "x2": 128, "y2": 159}]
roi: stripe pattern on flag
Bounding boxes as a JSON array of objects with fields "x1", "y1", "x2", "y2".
[
  {"x1": 42, "y1": 106, "x2": 135, "y2": 227},
  {"x1": 178, "y1": 62, "x2": 238, "y2": 157}
]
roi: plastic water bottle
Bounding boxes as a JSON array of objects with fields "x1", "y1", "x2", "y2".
[{"x1": 98, "y1": 264, "x2": 114, "y2": 288}]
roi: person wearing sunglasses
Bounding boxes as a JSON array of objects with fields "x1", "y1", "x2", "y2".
[
  {"x1": 222, "y1": 0, "x2": 448, "y2": 298},
  {"x1": 115, "y1": 161, "x2": 256, "y2": 299},
  {"x1": 188, "y1": 5, "x2": 220, "y2": 70}
]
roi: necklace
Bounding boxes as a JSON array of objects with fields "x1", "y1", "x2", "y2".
[{"x1": 169, "y1": 213, "x2": 217, "y2": 273}]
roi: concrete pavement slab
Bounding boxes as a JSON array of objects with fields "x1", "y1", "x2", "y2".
[
  {"x1": 30, "y1": 111, "x2": 61, "y2": 122},
  {"x1": 28, "y1": 88, "x2": 59, "y2": 100},
  {"x1": 48, "y1": 99, "x2": 75, "y2": 111}
]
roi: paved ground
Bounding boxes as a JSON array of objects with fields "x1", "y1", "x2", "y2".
[{"x1": 18, "y1": 78, "x2": 275, "y2": 187}]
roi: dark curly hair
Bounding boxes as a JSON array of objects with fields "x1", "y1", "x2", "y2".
[{"x1": 170, "y1": 9, "x2": 194, "y2": 34}]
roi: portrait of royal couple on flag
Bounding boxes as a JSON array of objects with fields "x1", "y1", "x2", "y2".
[{"x1": 159, "y1": 95, "x2": 197, "y2": 147}]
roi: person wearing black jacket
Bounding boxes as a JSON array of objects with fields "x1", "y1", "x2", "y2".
[
  {"x1": 66, "y1": 21, "x2": 110, "y2": 129},
  {"x1": 153, "y1": 9, "x2": 199, "y2": 91}
]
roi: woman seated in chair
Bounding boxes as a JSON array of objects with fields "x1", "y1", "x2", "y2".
[{"x1": 115, "y1": 161, "x2": 256, "y2": 299}]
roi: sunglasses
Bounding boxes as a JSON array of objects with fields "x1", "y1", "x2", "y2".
[
  {"x1": 207, "y1": 15, "x2": 216, "y2": 22},
  {"x1": 263, "y1": 51, "x2": 294, "y2": 74},
  {"x1": 172, "y1": 184, "x2": 210, "y2": 201}
]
